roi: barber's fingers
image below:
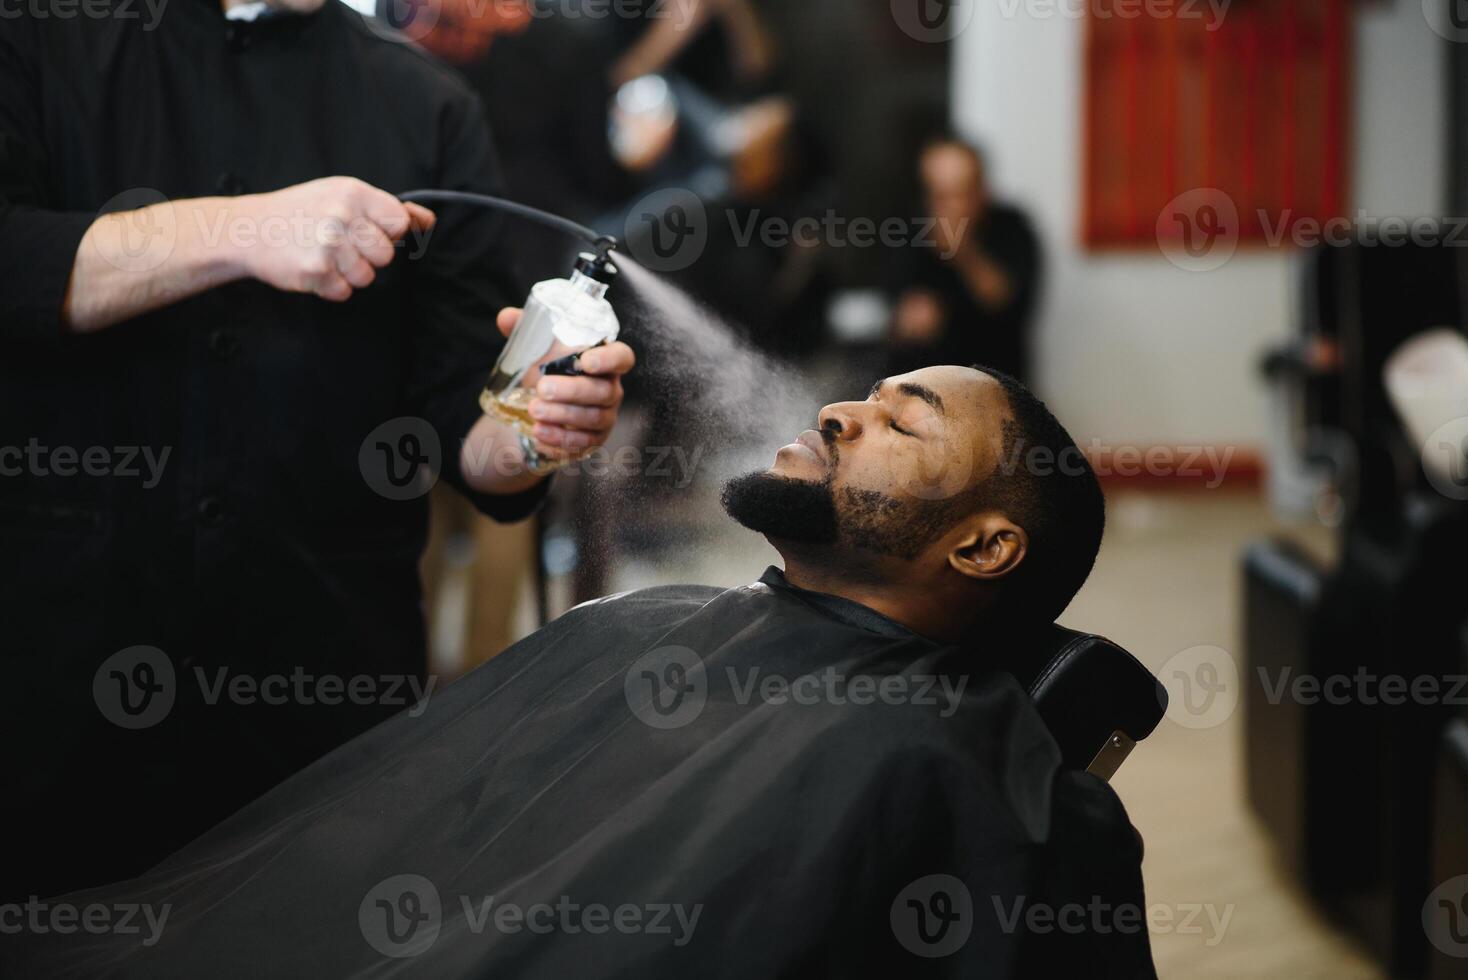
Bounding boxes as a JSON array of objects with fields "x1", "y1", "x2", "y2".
[
  {"x1": 528, "y1": 400, "x2": 616, "y2": 432},
  {"x1": 356, "y1": 183, "x2": 422, "y2": 241},
  {"x1": 314, "y1": 269, "x2": 354, "y2": 303},
  {"x1": 496, "y1": 307, "x2": 523, "y2": 338},
  {"x1": 577, "y1": 341, "x2": 636, "y2": 377},
  {"x1": 348, "y1": 217, "x2": 397, "y2": 269},
  {"x1": 333, "y1": 241, "x2": 376, "y2": 290},
  {"x1": 402, "y1": 202, "x2": 436, "y2": 234},
  {"x1": 530, "y1": 423, "x2": 603, "y2": 453},
  {"x1": 536, "y1": 374, "x2": 622, "y2": 409}
]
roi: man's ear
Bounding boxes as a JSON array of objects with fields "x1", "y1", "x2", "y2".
[{"x1": 947, "y1": 513, "x2": 1027, "y2": 582}]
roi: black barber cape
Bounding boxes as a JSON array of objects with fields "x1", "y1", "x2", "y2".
[
  {"x1": 4, "y1": 569, "x2": 1156, "y2": 978},
  {"x1": 0, "y1": 0, "x2": 544, "y2": 898}
]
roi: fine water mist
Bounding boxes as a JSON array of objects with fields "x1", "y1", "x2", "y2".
[{"x1": 614, "y1": 257, "x2": 824, "y2": 482}]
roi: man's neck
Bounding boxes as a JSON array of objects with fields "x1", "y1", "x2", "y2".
[{"x1": 779, "y1": 555, "x2": 976, "y2": 645}]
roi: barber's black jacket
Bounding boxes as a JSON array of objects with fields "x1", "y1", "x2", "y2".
[{"x1": 0, "y1": 0, "x2": 544, "y2": 898}]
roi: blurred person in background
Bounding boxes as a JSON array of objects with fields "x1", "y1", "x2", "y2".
[
  {"x1": 0, "y1": 0, "x2": 634, "y2": 901},
  {"x1": 889, "y1": 135, "x2": 1041, "y2": 383}
]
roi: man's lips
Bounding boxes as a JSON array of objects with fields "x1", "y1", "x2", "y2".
[{"x1": 778, "y1": 429, "x2": 829, "y2": 465}]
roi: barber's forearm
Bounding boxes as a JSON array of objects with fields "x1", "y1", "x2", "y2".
[
  {"x1": 62, "y1": 198, "x2": 248, "y2": 334},
  {"x1": 459, "y1": 413, "x2": 547, "y2": 496}
]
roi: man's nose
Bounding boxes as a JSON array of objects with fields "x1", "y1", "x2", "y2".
[{"x1": 818, "y1": 402, "x2": 865, "y2": 440}]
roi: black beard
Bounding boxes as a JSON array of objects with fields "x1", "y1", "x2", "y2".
[
  {"x1": 720, "y1": 471, "x2": 838, "y2": 544},
  {"x1": 723, "y1": 472, "x2": 966, "y2": 561}
]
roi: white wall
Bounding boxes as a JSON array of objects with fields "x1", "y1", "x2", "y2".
[{"x1": 952, "y1": 0, "x2": 1445, "y2": 449}]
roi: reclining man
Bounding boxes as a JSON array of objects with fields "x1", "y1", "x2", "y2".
[{"x1": 4, "y1": 365, "x2": 1156, "y2": 978}]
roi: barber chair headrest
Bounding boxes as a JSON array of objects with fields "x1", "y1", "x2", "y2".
[{"x1": 995, "y1": 625, "x2": 1167, "y2": 781}]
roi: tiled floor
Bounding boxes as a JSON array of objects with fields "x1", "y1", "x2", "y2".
[{"x1": 598, "y1": 489, "x2": 1385, "y2": 978}]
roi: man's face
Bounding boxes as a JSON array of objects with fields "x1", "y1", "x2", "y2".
[
  {"x1": 921, "y1": 144, "x2": 988, "y2": 230},
  {"x1": 723, "y1": 367, "x2": 1012, "y2": 561}
]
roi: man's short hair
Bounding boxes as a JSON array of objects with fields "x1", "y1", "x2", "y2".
[{"x1": 972, "y1": 366, "x2": 1105, "y2": 624}]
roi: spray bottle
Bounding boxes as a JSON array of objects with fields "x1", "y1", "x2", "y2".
[
  {"x1": 396, "y1": 190, "x2": 622, "y2": 473},
  {"x1": 479, "y1": 250, "x2": 620, "y2": 471}
]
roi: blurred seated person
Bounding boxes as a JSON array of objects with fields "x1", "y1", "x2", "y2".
[
  {"x1": 406, "y1": 0, "x2": 789, "y2": 226},
  {"x1": 7, "y1": 366, "x2": 1154, "y2": 979},
  {"x1": 889, "y1": 136, "x2": 1041, "y2": 383}
]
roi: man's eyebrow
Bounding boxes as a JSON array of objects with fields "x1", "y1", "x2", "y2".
[{"x1": 896, "y1": 382, "x2": 945, "y2": 415}]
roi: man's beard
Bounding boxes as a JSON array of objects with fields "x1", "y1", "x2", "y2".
[
  {"x1": 720, "y1": 472, "x2": 838, "y2": 545},
  {"x1": 720, "y1": 472, "x2": 964, "y2": 561}
]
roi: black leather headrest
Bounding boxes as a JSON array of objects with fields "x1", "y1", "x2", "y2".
[{"x1": 998, "y1": 625, "x2": 1167, "y2": 777}]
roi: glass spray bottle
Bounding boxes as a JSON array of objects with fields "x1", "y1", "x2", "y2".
[{"x1": 481, "y1": 250, "x2": 620, "y2": 472}]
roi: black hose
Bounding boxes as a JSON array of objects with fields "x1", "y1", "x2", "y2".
[{"x1": 396, "y1": 189, "x2": 616, "y2": 257}]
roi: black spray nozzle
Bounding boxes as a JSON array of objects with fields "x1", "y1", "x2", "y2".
[
  {"x1": 542, "y1": 339, "x2": 609, "y2": 377},
  {"x1": 574, "y1": 247, "x2": 619, "y2": 284}
]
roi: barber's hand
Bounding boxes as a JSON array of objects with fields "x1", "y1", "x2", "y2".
[
  {"x1": 495, "y1": 308, "x2": 636, "y2": 461},
  {"x1": 234, "y1": 177, "x2": 435, "y2": 302}
]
